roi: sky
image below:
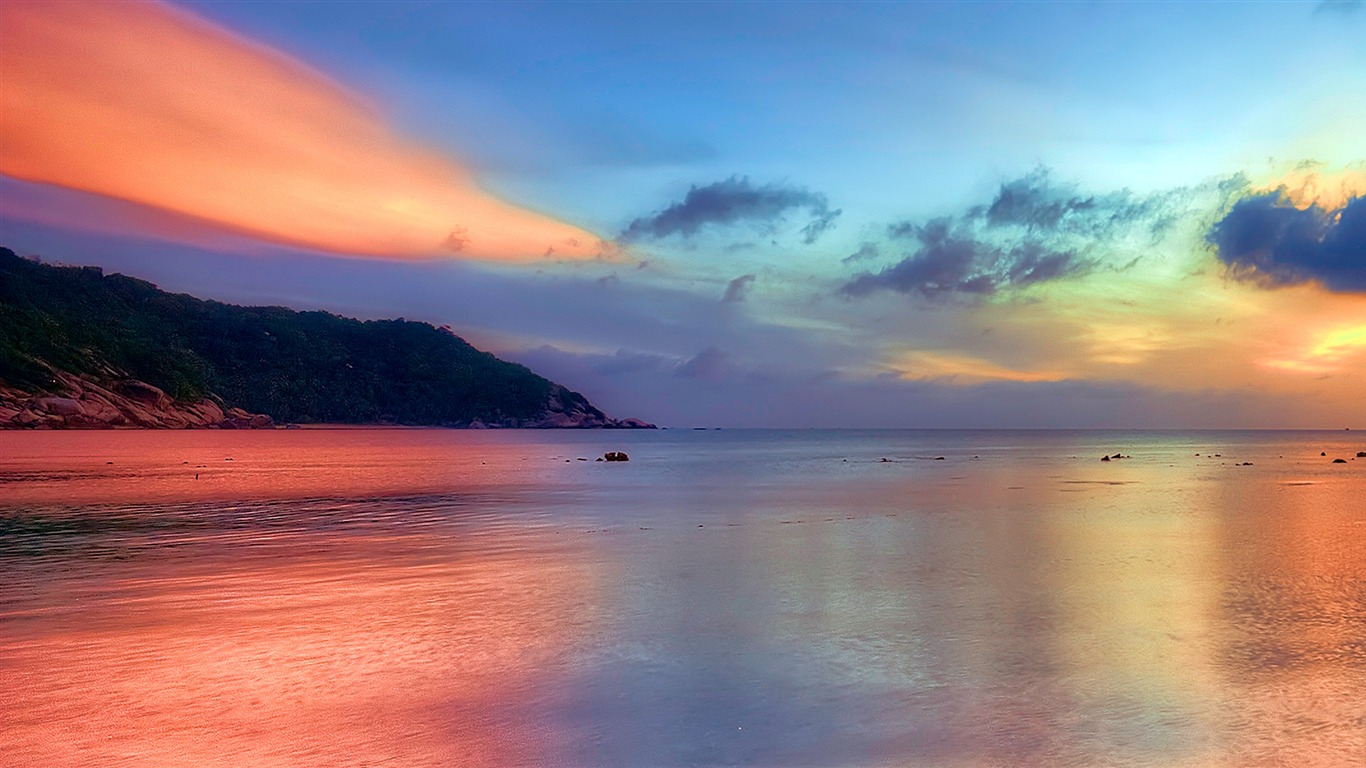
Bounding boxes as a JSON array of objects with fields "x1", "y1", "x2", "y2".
[{"x1": 1, "y1": 0, "x2": 1364, "y2": 428}]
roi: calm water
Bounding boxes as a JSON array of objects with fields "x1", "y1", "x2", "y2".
[{"x1": 2, "y1": 429, "x2": 1364, "y2": 767}]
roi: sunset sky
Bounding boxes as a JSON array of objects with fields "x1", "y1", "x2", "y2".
[{"x1": 2, "y1": 0, "x2": 1363, "y2": 427}]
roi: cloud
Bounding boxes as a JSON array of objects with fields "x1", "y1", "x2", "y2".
[
  {"x1": 1207, "y1": 190, "x2": 1366, "y2": 292},
  {"x1": 980, "y1": 175, "x2": 1098, "y2": 231},
  {"x1": 842, "y1": 222, "x2": 1089, "y2": 298},
  {"x1": 621, "y1": 176, "x2": 840, "y2": 243},
  {"x1": 799, "y1": 207, "x2": 843, "y2": 245},
  {"x1": 842, "y1": 169, "x2": 1197, "y2": 299},
  {"x1": 722, "y1": 274, "x2": 757, "y2": 302},
  {"x1": 841, "y1": 243, "x2": 880, "y2": 264},
  {"x1": 17, "y1": 183, "x2": 1366, "y2": 430},
  {"x1": 677, "y1": 347, "x2": 732, "y2": 379},
  {"x1": 972, "y1": 169, "x2": 1187, "y2": 240},
  {"x1": 0, "y1": 0, "x2": 601, "y2": 261}
]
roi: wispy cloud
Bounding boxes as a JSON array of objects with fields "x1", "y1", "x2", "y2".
[
  {"x1": 842, "y1": 219, "x2": 1090, "y2": 298},
  {"x1": 840, "y1": 243, "x2": 880, "y2": 265},
  {"x1": 621, "y1": 176, "x2": 840, "y2": 244},
  {"x1": 0, "y1": 0, "x2": 602, "y2": 261},
  {"x1": 972, "y1": 170, "x2": 1184, "y2": 239},
  {"x1": 839, "y1": 169, "x2": 1191, "y2": 298}
]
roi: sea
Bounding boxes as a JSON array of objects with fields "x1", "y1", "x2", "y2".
[{"x1": 1, "y1": 428, "x2": 1363, "y2": 767}]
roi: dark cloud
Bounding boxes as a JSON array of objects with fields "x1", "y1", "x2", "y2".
[
  {"x1": 841, "y1": 243, "x2": 880, "y2": 264},
  {"x1": 886, "y1": 220, "x2": 920, "y2": 240},
  {"x1": 972, "y1": 169, "x2": 1185, "y2": 241},
  {"x1": 1207, "y1": 191, "x2": 1366, "y2": 292},
  {"x1": 981, "y1": 174, "x2": 1097, "y2": 231},
  {"x1": 842, "y1": 222, "x2": 1088, "y2": 298},
  {"x1": 621, "y1": 176, "x2": 839, "y2": 243},
  {"x1": 842, "y1": 169, "x2": 1199, "y2": 299},
  {"x1": 723, "y1": 273, "x2": 756, "y2": 302},
  {"x1": 799, "y1": 207, "x2": 843, "y2": 244}
]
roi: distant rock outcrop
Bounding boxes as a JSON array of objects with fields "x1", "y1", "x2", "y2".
[{"x1": 459, "y1": 384, "x2": 653, "y2": 429}]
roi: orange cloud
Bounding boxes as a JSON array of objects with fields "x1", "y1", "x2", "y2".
[
  {"x1": 1261, "y1": 323, "x2": 1366, "y2": 375},
  {"x1": 0, "y1": 1, "x2": 604, "y2": 261},
  {"x1": 1259, "y1": 161, "x2": 1366, "y2": 210}
]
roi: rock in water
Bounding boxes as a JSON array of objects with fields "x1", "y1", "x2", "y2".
[{"x1": 604, "y1": 451, "x2": 630, "y2": 462}]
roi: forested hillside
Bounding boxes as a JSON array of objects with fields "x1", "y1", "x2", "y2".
[{"x1": 0, "y1": 247, "x2": 648, "y2": 428}]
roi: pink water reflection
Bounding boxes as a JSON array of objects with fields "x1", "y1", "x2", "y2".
[
  {"x1": 2, "y1": 528, "x2": 600, "y2": 767},
  {"x1": 0, "y1": 428, "x2": 597, "y2": 506},
  {"x1": 3, "y1": 429, "x2": 1364, "y2": 766}
]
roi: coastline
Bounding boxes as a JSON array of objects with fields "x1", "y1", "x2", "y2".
[{"x1": 1, "y1": 372, "x2": 655, "y2": 430}]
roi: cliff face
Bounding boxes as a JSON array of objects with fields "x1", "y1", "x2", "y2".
[{"x1": 0, "y1": 248, "x2": 654, "y2": 430}]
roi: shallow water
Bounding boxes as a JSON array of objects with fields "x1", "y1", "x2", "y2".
[{"x1": 2, "y1": 429, "x2": 1364, "y2": 767}]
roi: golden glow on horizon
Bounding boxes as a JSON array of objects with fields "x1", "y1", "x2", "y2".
[
  {"x1": 1262, "y1": 324, "x2": 1366, "y2": 375},
  {"x1": 0, "y1": 1, "x2": 606, "y2": 261},
  {"x1": 891, "y1": 350, "x2": 1066, "y2": 383},
  {"x1": 858, "y1": 235, "x2": 1366, "y2": 423}
]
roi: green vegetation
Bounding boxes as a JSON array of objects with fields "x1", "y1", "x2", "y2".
[{"x1": 0, "y1": 247, "x2": 599, "y2": 425}]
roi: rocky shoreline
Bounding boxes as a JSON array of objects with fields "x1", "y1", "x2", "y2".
[
  {"x1": 1, "y1": 373, "x2": 654, "y2": 431},
  {"x1": 0, "y1": 371, "x2": 274, "y2": 430}
]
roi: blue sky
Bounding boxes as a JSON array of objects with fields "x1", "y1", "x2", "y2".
[
  {"x1": 2, "y1": 0, "x2": 1364, "y2": 426},
  {"x1": 179, "y1": 1, "x2": 1363, "y2": 205}
]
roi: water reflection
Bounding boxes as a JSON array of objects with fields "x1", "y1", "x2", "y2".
[
  {"x1": 2, "y1": 430, "x2": 1364, "y2": 766},
  {"x1": 1, "y1": 497, "x2": 598, "y2": 767}
]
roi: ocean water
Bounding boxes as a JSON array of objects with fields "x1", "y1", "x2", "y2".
[{"x1": 1, "y1": 428, "x2": 1363, "y2": 767}]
